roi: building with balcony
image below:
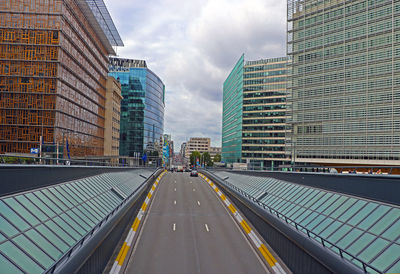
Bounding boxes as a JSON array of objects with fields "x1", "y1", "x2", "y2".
[
  {"x1": 104, "y1": 76, "x2": 122, "y2": 159},
  {"x1": 0, "y1": 0, "x2": 123, "y2": 157},
  {"x1": 108, "y1": 58, "x2": 165, "y2": 161},
  {"x1": 222, "y1": 55, "x2": 291, "y2": 168},
  {"x1": 185, "y1": 137, "x2": 211, "y2": 162},
  {"x1": 287, "y1": 0, "x2": 400, "y2": 165}
]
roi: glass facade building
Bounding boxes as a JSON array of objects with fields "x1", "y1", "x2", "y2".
[
  {"x1": 287, "y1": 0, "x2": 400, "y2": 165},
  {"x1": 243, "y1": 57, "x2": 291, "y2": 169},
  {"x1": 109, "y1": 58, "x2": 165, "y2": 160},
  {"x1": 0, "y1": 0, "x2": 123, "y2": 157},
  {"x1": 222, "y1": 55, "x2": 290, "y2": 167},
  {"x1": 222, "y1": 55, "x2": 244, "y2": 164}
]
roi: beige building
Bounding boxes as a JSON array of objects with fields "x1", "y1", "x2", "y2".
[
  {"x1": 210, "y1": 147, "x2": 222, "y2": 159},
  {"x1": 185, "y1": 137, "x2": 211, "y2": 162},
  {"x1": 104, "y1": 76, "x2": 122, "y2": 158}
]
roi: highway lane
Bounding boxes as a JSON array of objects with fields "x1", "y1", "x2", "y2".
[{"x1": 124, "y1": 172, "x2": 269, "y2": 274}]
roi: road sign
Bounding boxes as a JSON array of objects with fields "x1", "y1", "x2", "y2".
[{"x1": 30, "y1": 148, "x2": 39, "y2": 154}]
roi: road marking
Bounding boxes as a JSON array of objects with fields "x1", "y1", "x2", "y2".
[
  {"x1": 174, "y1": 188, "x2": 176, "y2": 191},
  {"x1": 198, "y1": 173, "x2": 286, "y2": 274},
  {"x1": 197, "y1": 201, "x2": 200, "y2": 206},
  {"x1": 190, "y1": 181, "x2": 192, "y2": 184},
  {"x1": 173, "y1": 223, "x2": 176, "y2": 231},
  {"x1": 174, "y1": 200, "x2": 176, "y2": 205},
  {"x1": 193, "y1": 188, "x2": 195, "y2": 191},
  {"x1": 110, "y1": 170, "x2": 167, "y2": 274},
  {"x1": 205, "y1": 224, "x2": 209, "y2": 232}
]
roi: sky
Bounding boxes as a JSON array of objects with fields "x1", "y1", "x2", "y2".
[{"x1": 103, "y1": 0, "x2": 287, "y2": 151}]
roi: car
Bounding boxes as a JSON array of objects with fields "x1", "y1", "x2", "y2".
[{"x1": 190, "y1": 170, "x2": 198, "y2": 177}]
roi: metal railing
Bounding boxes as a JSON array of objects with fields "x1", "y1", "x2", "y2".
[
  {"x1": 0, "y1": 154, "x2": 160, "y2": 167},
  {"x1": 209, "y1": 172, "x2": 382, "y2": 274},
  {"x1": 45, "y1": 168, "x2": 161, "y2": 273}
]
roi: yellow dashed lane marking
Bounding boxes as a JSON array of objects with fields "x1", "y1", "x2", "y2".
[
  {"x1": 228, "y1": 204, "x2": 237, "y2": 214},
  {"x1": 141, "y1": 202, "x2": 147, "y2": 211},
  {"x1": 147, "y1": 192, "x2": 152, "y2": 199},
  {"x1": 220, "y1": 194, "x2": 226, "y2": 200},
  {"x1": 151, "y1": 185, "x2": 155, "y2": 191},
  {"x1": 116, "y1": 242, "x2": 130, "y2": 265},
  {"x1": 259, "y1": 244, "x2": 277, "y2": 267},
  {"x1": 240, "y1": 220, "x2": 252, "y2": 234},
  {"x1": 132, "y1": 217, "x2": 140, "y2": 231}
]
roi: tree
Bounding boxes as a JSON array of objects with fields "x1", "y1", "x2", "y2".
[
  {"x1": 190, "y1": 151, "x2": 201, "y2": 166},
  {"x1": 213, "y1": 154, "x2": 221, "y2": 163},
  {"x1": 201, "y1": 152, "x2": 212, "y2": 167}
]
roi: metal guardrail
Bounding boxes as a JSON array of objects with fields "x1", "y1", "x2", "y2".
[
  {"x1": 45, "y1": 168, "x2": 162, "y2": 273},
  {"x1": 0, "y1": 154, "x2": 158, "y2": 167},
  {"x1": 212, "y1": 173, "x2": 382, "y2": 274}
]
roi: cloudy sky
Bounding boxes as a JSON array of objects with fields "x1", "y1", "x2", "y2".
[{"x1": 104, "y1": 0, "x2": 287, "y2": 151}]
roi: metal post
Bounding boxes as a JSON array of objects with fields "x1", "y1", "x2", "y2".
[
  {"x1": 39, "y1": 135, "x2": 43, "y2": 164},
  {"x1": 56, "y1": 142, "x2": 59, "y2": 165}
]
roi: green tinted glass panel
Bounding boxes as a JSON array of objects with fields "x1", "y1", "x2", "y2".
[
  {"x1": 0, "y1": 241, "x2": 43, "y2": 274},
  {"x1": 382, "y1": 219, "x2": 400, "y2": 241},
  {"x1": 386, "y1": 257, "x2": 400, "y2": 273},
  {"x1": 48, "y1": 188, "x2": 73, "y2": 208},
  {"x1": 15, "y1": 195, "x2": 47, "y2": 221},
  {"x1": 0, "y1": 201, "x2": 29, "y2": 231},
  {"x1": 41, "y1": 189, "x2": 68, "y2": 211},
  {"x1": 0, "y1": 254, "x2": 23, "y2": 274},
  {"x1": 348, "y1": 203, "x2": 377, "y2": 226},
  {"x1": 85, "y1": 200, "x2": 104, "y2": 219},
  {"x1": 34, "y1": 191, "x2": 62, "y2": 214},
  {"x1": 320, "y1": 221, "x2": 342, "y2": 238},
  {"x1": 45, "y1": 220, "x2": 75, "y2": 245},
  {"x1": 338, "y1": 200, "x2": 367, "y2": 222},
  {"x1": 0, "y1": 216, "x2": 19, "y2": 237},
  {"x1": 59, "y1": 213, "x2": 86, "y2": 235},
  {"x1": 64, "y1": 185, "x2": 85, "y2": 202},
  {"x1": 310, "y1": 193, "x2": 331, "y2": 210},
  {"x1": 369, "y1": 208, "x2": 400, "y2": 235},
  {"x1": 66, "y1": 211, "x2": 91, "y2": 232},
  {"x1": 54, "y1": 216, "x2": 81, "y2": 240},
  {"x1": 14, "y1": 234, "x2": 54, "y2": 268},
  {"x1": 306, "y1": 214, "x2": 325, "y2": 229},
  {"x1": 347, "y1": 233, "x2": 375, "y2": 254},
  {"x1": 324, "y1": 196, "x2": 348, "y2": 215},
  {"x1": 70, "y1": 183, "x2": 91, "y2": 200},
  {"x1": 337, "y1": 228, "x2": 363, "y2": 249},
  {"x1": 330, "y1": 198, "x2": 357, "y2": 219},
  {"x1": 25, "y1": 193, "x2": 56, "y2": 218},
  {"x1": 357, "y1": 205, "x2": 390, "y2": 230},
  {"x1": 313, "y1": 218, "x2": 334, "y2": 234},
  {"x1": 0, "y1": 232, "x2": 5, "y2": 242},
  {"x1": 25, "y1": 229, "x2": 61, "y2": 260},
  {"x1": 55, "y1": 186, "x2": 79, "y2": 205},
  {"x1": 61, "y1": 185, "x2": 83, "y2": 203},
  {"x1": 81, "y1": 204, "x2": 101, "y2": 221},
  {"x1": 72, "y1": 207, "x2": 95, "y2": 226},
  {"x1": 328, "y1": 224, "x2": 352, "y2": 243},
  {"x1": 4, "y1": 198, "x2": 40, "y2": 226},
  {"x1": 370, "y1": 243, "x2": 400, "y2": 271},
  {"x1": 36, "y1": 224, "x2": 69, "y2": 252},
  {"x1": 358, "y1": 238, "x2": 389, "y2": 262}
]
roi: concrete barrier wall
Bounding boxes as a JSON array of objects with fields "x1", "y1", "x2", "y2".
[{"x1": 0, "y1": 165, "x2": 155, "y2": 197}]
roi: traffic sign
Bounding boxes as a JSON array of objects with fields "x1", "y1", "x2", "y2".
[{"x1": 30, "y1": 148, "x2": 39, "y2": 154}]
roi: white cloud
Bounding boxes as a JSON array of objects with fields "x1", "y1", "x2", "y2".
[{"x1": 104, "y1": 0, "x2": 286, "y2": 150}]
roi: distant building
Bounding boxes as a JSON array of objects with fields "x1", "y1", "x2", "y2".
[
  {"x1": 287, "y1": 0, "x2": 400, "y2": 165},
  {"x1": 0, "y1": 0, "x2": 123, "y2": 156},
  {"x1": 104, "y1": 76, "x2": 122, "y2": 159},
  {"x1": 109, "y1": 58, "x2": 165, "y2": 162},
  {"x1": 180, "y1": 142, "x2": 187, "y2": 158},
  {"x1": 222, "y1": 55, "x2": 290, "y2": 169},
  {"x1": 210, "y1": 147, "x2": 221, "y2": 160},
  {"x1": 185, "y1": 137, "x2": 211, "y2": 162}
]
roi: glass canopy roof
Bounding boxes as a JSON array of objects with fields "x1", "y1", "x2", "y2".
[
  {"x1": 0, "y1": 169, "x2": 153, "y2": 273},
  {"x1": 213, "y1": 171, "x2": 400, "y2": 273}
]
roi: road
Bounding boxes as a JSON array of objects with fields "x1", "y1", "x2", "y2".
[{"x1": 124, "y1": 172, "x2": 269, "y2": 274}]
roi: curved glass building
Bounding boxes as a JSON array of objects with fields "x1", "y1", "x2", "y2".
[{"x1": 109, "y1": 58, "x2": 165, "y2": 161}]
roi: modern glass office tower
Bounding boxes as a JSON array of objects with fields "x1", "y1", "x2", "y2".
[
  {"x1": 222, "y1": 55, "x2": 290, "y2": 167},
  {"x1": 0, "y1": 0, "x2": 123, "y2": 157},
  {"x1": 287, "y1": 0, "x2": 400, "y2": 165},
  {"x1": 109, "y1": 58, "x2": 165, "y2": 160},
  {"x1": 242, "y1": 57, "x2": 290, "y2": 169},
  {"x1": 222, "y1": 55, "x2": 244, "y2": 164}
]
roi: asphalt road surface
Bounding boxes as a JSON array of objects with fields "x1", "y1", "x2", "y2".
[{"x1": 124, "y1": 172, "x2": 269, "y2": 274}]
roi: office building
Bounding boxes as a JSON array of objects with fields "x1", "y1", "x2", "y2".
[
  {"x1": 287, "y1": 0, "x2": 400, "y2": 165},
  {"x1": 104, "y1": 76, "x2": 122, "y2": 158},
  {"x1": 0, "y1": 0, "x2": 123, "y2": 157},
  {"x1": 222, "y1": 55, "x2": 290, "y2": 168},
  {"x1": 109, "y1": 58, "x2": 165, "y2": 160},
  {"x1": 185, "y1": 137, "x2": 211, "y2": 162},
  {"x1": 210, "y1": 146, "x2": 221, "y2": 159}
]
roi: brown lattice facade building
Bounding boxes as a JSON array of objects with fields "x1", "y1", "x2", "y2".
[{"x1": 0, "y1": 0, "x2": 123, "y2": 157}]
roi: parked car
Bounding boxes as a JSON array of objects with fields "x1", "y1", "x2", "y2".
[{"x1": 190, "y1": 170, "x2": 198, "y2": 177}]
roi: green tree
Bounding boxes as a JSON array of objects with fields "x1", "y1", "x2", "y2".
[
  {"x1": 190, "y1": 151, "x2": 201, "y2": 165},
  {"x1": 213, "y1": 154, "x2": 221, "y2": 162},
  {"x1": 202, "y1": 152, "x2": 213, "y2": 167}
]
